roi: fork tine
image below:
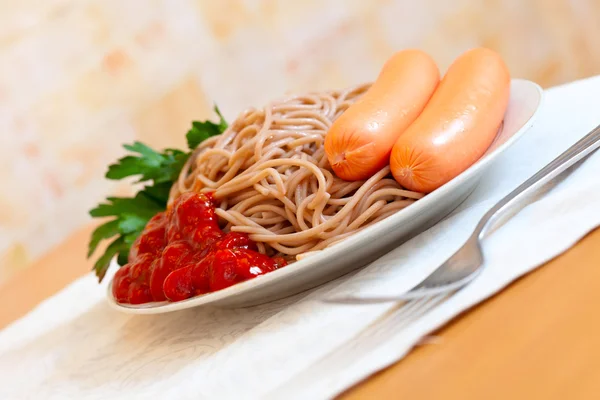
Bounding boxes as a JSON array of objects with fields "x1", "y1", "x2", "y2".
[
  {"x1": 396, "y1": 293, "x2": 449, "y2": 328},
  {"x1": 269, "y1": 293, "x2": 451, "y2": 396},
  {"x1": 321, "y1": 295, "x2": 410, "y2": 305},
  {"x1": 326, "y1": 293, "x2": 450, "y2": 366},
  {"x1": 323, "y1": 279, "x2": 465, "y2": 304},
  {"x1": 322, "y1": 298, "x2": 425, "y2": 360},
  {"x1": 367, "y1": 297, "x2": 431, "y2": 340},
  {"x1": 369, "y1": 293, "x2": 448, "y2": 340},
  {"x1": 333, "y1": 294, "x2": 449, "y2": 356}
]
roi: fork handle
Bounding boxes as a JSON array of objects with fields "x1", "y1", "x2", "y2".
[{"x1": 475, "y1": 123, "x2": 600, "y2": 239}]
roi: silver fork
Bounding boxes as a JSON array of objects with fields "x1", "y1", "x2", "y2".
[
  {"x1": 269, "y1": 127, "x2": 600, "y2": 397},
  {"x1": 326, "y1": 123, "x2": 600, "y2": 305}
]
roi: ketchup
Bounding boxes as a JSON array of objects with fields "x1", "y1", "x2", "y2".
[{"x1": 112, "y1": 192, "x2": 286, "y2": 304}]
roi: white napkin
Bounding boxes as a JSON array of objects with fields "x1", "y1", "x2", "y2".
[{"x1": 1, "y1": 76, "x2": 599, "y2": 400}]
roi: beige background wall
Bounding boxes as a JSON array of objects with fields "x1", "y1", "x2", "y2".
[{"x1": 1, "y1": 0, "x2": 599, "y2": 282}]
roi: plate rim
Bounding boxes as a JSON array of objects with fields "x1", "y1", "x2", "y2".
[{"x1": 107, "y1": 78, "x2": 545, "y2": 314}]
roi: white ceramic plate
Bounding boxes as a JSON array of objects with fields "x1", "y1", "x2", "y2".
[{"x1": 108, "y1": 79, "x2": 544, "y2": 314}]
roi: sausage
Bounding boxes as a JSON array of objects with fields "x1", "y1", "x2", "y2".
[
  {"x1": 325, "y1": 49, "x2": 440, "y2": 181},
  {"x1": 390, "y1": 47, "x2": 511, "y2": 193}
]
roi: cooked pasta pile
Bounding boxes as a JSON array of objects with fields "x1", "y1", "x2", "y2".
[{"x1": 169, "y1": 83, "x2": 423, "y2": 260}]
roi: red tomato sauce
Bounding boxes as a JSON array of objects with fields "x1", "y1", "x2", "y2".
[{"x1": 112, "y1": 192, "x2": 286, "y2": 304}]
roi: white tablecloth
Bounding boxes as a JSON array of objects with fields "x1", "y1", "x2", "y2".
[{"x1": 1, "y1": 76, "x2": 599, "y2": 400}]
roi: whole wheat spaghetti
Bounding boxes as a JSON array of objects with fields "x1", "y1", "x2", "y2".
[{"x1": 169, "y1": 84, "x2": 424, "y2": 260}]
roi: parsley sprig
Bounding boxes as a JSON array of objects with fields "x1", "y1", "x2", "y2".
[{"x1": 88, "y1": 106, "x2": 227, "y2": 281}]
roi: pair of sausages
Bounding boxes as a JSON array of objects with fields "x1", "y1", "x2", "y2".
[{"x1": 324, "y1": 48, "x2": 511, "y2": 193}]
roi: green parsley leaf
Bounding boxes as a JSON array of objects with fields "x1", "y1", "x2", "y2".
[
  {"x1": 93, "y1": 236, "x2": 127, "y2": 282},
  {"x1": 88, "y1": 105, "x2": 228, "y2": 282},
  {"x1": 186, "y1": 105, "x2": 228, "y2": 150},
  {"x1": 142, "y1": 181, "x2": 173, "y2": 206},
  {"x1": 88, "y1": 219, "x2": 120, "y2": 258},
  {"x1": 116, "y1": 251, "x2": 129, "y2": 268},
  {"x1": 89, "y1": 193, "x2": 163, "y2": 219},
  {"x1": 106, "y1": 143, "x2": 187, "y2": 184},
  {"x1": 117, "y1": 213, "x2": 149, "y2": 235}
]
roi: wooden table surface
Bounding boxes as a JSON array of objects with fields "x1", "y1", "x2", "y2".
[{"x1": 2, "y1": 224, "x2": 599, "y2": 399}]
